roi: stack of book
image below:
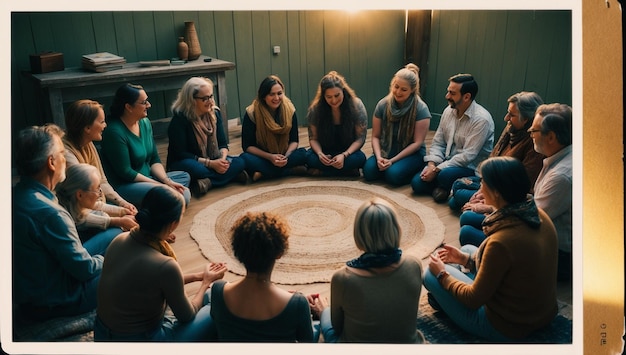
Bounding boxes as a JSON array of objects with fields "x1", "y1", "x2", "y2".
[{"x1": 82, "y1": 52, "x2": 126, "y2": 72}]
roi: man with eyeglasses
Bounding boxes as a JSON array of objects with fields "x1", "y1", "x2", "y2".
[
  {"x1": 12, "y1": 124, "x2": 104, "y2": 323},
  {"x1": 528, "y1": 103, "x2": 573, "y2": 283}
]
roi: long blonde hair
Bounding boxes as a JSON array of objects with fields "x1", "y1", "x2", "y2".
[{"x1": 382, "y1": 63, "x2": 421, "y2": 155}]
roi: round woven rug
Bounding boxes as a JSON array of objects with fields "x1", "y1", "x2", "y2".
[{"x1": 190, "y1": 180, "x2": 444, "y2": 285}]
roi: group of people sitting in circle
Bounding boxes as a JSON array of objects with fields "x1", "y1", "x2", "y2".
[{"x1": 12, "y1": 61, "x2": 572, "y2": 343}]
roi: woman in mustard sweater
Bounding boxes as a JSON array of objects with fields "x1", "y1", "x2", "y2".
[{"x1": 425, "y1": 156, "x2": 558, "y2": 342}]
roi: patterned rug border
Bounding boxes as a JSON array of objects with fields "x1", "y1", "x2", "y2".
[
  {"x1": 416, "y1": 294, "x2": 574, "y2": 344},
  {"x1": 190, "y1": 180, "x2": 445, "y2": 285}
]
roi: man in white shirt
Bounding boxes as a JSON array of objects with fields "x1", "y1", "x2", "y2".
[
  {"x1": 528, "y1": 103, "x2": 572, "y2": 282},
  {"x1": 412, "y1": 73, "x2": 494, "y2": 203}
]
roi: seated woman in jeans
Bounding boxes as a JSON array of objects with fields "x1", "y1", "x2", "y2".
[
  {"x1": 362, "y1": 63, "x2": 431, "y2": 186},
  {"x1": 95, "y1": 186, "x2": 227, "y2": 341},
  {"x1": 100, "y1": 83, "x2": 191, "y2": 207},
  {"x1": 305, "y1": 71, "x2": 367, "y2": 177},
  {"x1": 239, "y1": 75, "x2": 307, "y2": 182},
  {"x1": 309, "y1": 198, "x2": 425, "y2": 343},
  {"x1": 425, "y1": 156, "x2": 558, "y2": 342},
  {"x1": 167, "y1": 76, "x2": 248, "y2": 196}
]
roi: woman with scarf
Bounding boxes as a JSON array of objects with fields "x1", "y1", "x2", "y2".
[
  {"x1": 167, "y1": 77, "x2": 247, "y2": 195},
  {"x1": 425, "y1": 156, "x2": 558, "y2": 342},
  {"x1": 449, "y1": 92, "x2": 544, "y2": 246},
  {"x1": 240, "y1": 75, "x2": 307, "y2": 182},
  {"x1": 305, "y1": 71, "x2": 367, "y2": 177},
  {"x1": 362, "y1": 63, "x2": 431, "y2": 186},
  {"x1": 95, "y1": 186, "x2": 228, "y2": 341},
  {"x1": 309, "y1": 198, "x2": 426, "y2": 343}
]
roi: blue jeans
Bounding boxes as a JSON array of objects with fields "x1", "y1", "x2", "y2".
[
  {"x1": 411, "y1": 166, "x2": 475, "y2": 195},
  {"x1": 168, "y1": 156, "x2": 246, "y2": 188},
  {"x1": 423, "y1": 245, "x2": 512, "y2": 342},
  {"x1": 115, "y1": 171, "x2": 191, "y2": 207},
  {"x1": 240, "y1": 148, "x2": 307, "y2": 179},
  {"x1": 19, "y1": 275, "x2": 100, "y2": 321},
  {"x1": 94, "y1": 290, "x2": 216, "y2": 341},
  {"x1": 305, "y1": 149, "x2": 366, "y2": 175},
  {"x1": 319, "y1": 307, "x2": 339, "y2": 343},
  {"x1": 459, "y1": 211, "x2": 488, "y2": 246},
  {"x1": 448, "y1": 176, "x2": 481, "y2": 210},
  {"x1": 82, "y1": 227, "x2": 123, "y2": 256},
  {"x1": 362, "y1": 152, "x2": 425, "y2": 186}
]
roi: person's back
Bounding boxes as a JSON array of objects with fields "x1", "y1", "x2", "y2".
[
  {"x1": 209, "y1": 211, "x2": 315, "y2": 342},
  {"x1": 331, "y1": 256, "x2": 423, "y2": 343},
  {"x1": 97, "y1": 233, "x2": 180, "y2": 334},
  {"x1": 210, "y1": 280, "x2": 313, "y2": 342}
]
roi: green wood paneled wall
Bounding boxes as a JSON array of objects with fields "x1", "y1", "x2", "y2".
[
  {"x1": 422, "y1": 10, "x2": 572, "y2": 135},
  {"x1": 11, "y1": 10, "x2": 405, "y2": 137},
  {"x1": 11, "y1": 10, "x2": 571, "y2": 142}
]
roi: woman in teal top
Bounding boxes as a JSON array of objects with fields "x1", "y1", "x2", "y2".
[{"x1": 101, "y1": 83, "x2": 191, "y2": 208}]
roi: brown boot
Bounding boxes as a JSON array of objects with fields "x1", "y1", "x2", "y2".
[
  {"x1": 252, "y1": 172, "x2": 263, "y2": 182},
  {"x1": 432, "y1": 187, "x2": 449, "y2": 203},
  {"x1": 234, "y1": 170, "x2": 249, "y2": 184},
  {"x1": 194, "y1": 177, "x2": 212, "y2": 196}
]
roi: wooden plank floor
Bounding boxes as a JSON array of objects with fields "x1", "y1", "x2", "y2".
[{"x1": 156, "y1": 121, "x2": 572, "y2": 307}]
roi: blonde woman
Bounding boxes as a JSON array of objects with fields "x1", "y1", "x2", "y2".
[
  {"x1": 363, "y1": 63, "x2": 431, "y2": 186},
  {"x1": 309, "y1": 198, "x2": 425, "y2": 343}
]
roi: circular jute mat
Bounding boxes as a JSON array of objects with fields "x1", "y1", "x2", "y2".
[{"x1": 190, "y1": 180, "x2": 444, "y2": 285}]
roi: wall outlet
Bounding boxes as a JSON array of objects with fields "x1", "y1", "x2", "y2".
[{"x1": 273, "y1": 46, "x2": 281, "y2": 55}]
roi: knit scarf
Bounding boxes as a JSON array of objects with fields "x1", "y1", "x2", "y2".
[
  {"x1": 130, "y1": 228, "x2": 177, "y2": 260},
  {"x1": 481, "y1": 195, "x2": 541, "y2": 237},
  {"x1": 381, "y1": 94, "x2": 417, "y2": 157},
  {"x1": 190, "y1": 110, "x2": 220, "y2": 160},
  {"x1": 346, "y1": 248, "x2": 402, "y2": 269},
  {"x1": 492, "y1": 122, "x2": 531, "y2": 157},
  {"x1": 246, "y1": 97, "x2": 296, "y2": 154}
]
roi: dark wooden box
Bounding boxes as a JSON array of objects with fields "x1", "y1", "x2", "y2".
[{"x1": 30, "y1": 52, "x2": 64, "y2": 74}]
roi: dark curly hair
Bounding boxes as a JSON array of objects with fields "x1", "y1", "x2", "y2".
[{"x1": 231, "y1": 212, "x2": 289, "y2": 273}]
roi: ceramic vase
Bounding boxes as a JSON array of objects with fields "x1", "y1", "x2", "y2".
[
  {"x1": 184, "y1": 21, "x2": 202, "y2": 60},
  {"x1": 177, "y1": 37, "x2": 189, "y2": 61}
]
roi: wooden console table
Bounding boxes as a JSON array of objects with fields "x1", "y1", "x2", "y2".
[{"x1": 27, "y1": 55, "x2": 235, "y2": 134}]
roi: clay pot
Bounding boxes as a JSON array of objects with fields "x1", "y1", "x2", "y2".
[
  {"x1": 177, "y1": 37, "x2": 189, "y2": 61},
  {"x1": 184, "y1": 21, "x2": 202, "y2": 60}
]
